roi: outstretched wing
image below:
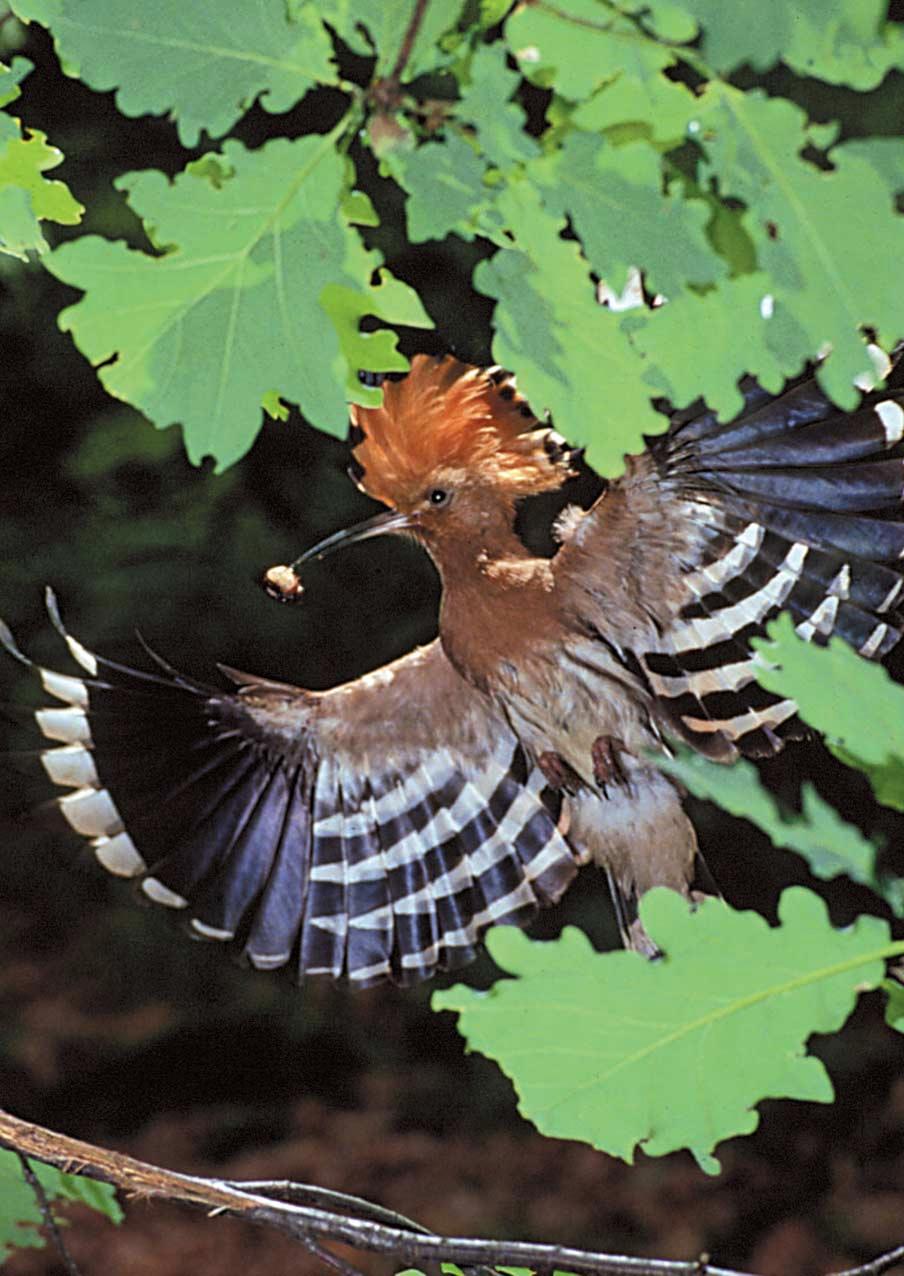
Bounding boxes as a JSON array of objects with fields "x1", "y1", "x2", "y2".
[
  {"x1": 555, "y1": 357, "x2": 904, "y2": 759},
  {"x1": 2, "y1": 593, "x2": 580, "y2": 988}
]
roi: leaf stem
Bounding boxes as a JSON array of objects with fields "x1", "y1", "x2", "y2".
[
  {"x1": 369, "y1": 0, "x2": 431, "y2": 110},
  {"x1": 389, "y1": 0, "x2": 431, "y2": 87}
]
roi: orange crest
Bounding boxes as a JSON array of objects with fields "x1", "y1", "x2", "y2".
[{"x1": 348, "y1": 356, "x2": 573, "y2": 508}]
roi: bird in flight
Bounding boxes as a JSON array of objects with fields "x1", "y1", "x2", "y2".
[{"x1": 3, "y1": 352, "x2": 904, "y2": 986}]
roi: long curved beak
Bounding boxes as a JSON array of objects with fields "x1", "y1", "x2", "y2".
[
  {"x1": 293, "y1": 508, "x2": 415, "y2": 567},
  {"x1": 261, "y1": 509, "x2": 416, "y2": 603}
]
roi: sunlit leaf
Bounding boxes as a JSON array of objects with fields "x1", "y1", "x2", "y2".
[
  {"x1": 11, "y1": 0, "x2": 336, "y2": 146},
  {"x1": 474, "y1": 182, "x2": 665, "y2": 473},
  {"x1": 44, "y1": 132, "x2": 432, "y2": 470},
  {"x1": 657, "y1": 748, "x2": 881, "y2": 891},
  {"x1": 535, "y1": 132, "x2": 721, "y2": 298},
  {"x1": 434, "y1": 890, "x2": 896, "y2": 1173},
  {"x1": 753, "y1": 615, "x2": 904, "y2": 814}
]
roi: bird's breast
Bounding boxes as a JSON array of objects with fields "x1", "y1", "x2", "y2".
[{"x1": 489, "y1": 634, "x2": 658, "y2": 787}]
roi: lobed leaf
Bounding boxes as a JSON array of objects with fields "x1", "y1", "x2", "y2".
[
  {"x1": 454, "y1": 43, "x2": 538, "y2": 169},
  {"x1": 657, "y1": 748, "x2": 882, "y2": 894},
  {"x1": 43, "y1": 132, "x2": 431, "y2": 470},
  {"x1": 694, "y1": 89, "x2": 904, "y2": 408},
  {"x1": 434, "y1": 889, "x2": 897, "y2": 1173},
  {"x1": 505, "y1": 0, "x2": 675, "y2": 101},
  {"x1": 534, "y1": 132, "x2": 721, "y2": 299},
  {"x1": 384, "y1": 131, "x2": 495, "y2": 244},
  {"x1": 753, "y1": 615, "x2": 904, "y2": 814},
  {"x1": 678, "y1": 0, "x2": 904, "y2": 89},
  {"x1": 320, "y1": 0, "x2": 465, "y2": 79},
  {"x1": 11, "y1": 0, "x2": 338, "y2": 147},
  {"x1": 570, "y1": 71, "x2": 701, "y2": 145},
  {"x1": 473, "y1": 182, "x2": 666, "y2": 474},
  {"x1": 0, "y1": 58, "x2": 82, "y2": 258}
]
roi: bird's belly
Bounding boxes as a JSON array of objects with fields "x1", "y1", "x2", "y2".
[
  {"x1": 492, "y1": 645, "x2": 697, "y2": 893},
  {"x1": 494, "y1": 638, "x2": 658, "y2": 785}
]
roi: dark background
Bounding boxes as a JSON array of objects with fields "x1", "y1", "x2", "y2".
[{"x1": 3, "y1": 14, "x2": 904, "y2": 1274}]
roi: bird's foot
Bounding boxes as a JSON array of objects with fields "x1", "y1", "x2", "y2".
[
  {"x1": 537, "y1": 750, "x2": 581, "y2": 792},
  {"x1": 591, "y1": 734, "x2": 632, "y2": 796}
]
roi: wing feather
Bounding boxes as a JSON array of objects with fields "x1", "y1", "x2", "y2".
[
  {"x1": 2, "y1": 597, "x2": 580, "y2": 987},
  {"x1": 555, "y1": 361, "x2": 904, "y2": 760}
]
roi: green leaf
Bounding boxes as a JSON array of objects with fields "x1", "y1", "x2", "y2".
[
  {"x1": 43, "y1": 131, "x2": 431, "y2": 470},
  {"x1": 570, "y1": 71, "x2": 701, "y2": 145},
  {"x1": 322, "y1": 268, "x2": 432, "y2": 402},
  {"x1": 434, "y1": 890, "x2": 896, "y2": 1172},
  {"x1": 678, "y1": 0, "x2": 904, "y2": 90},
  {"x1": 626, "y1": 271, "x2": 792, "y2": 421},
  {"x1": 455, "y1": 43, "x2": 538, "y2": 168},
  {"x1": 0, "y1": 59, "x2": 82, "y2": 258},
  {"x1": 0, "y1": 1149, "x2": 122, "y2": 1256},
  {"x1": 753, "y1": 614, "x2": 904, "y2": 814},
  {"x1": 657, "y1": 748, "x2": 880, "y2": 891},
  {"x1": 884, "y1": 978, "x2": 904, "y2": 1033},
  {"x1": 385, "y1": 131, "x2": 494, "y2": 243},
  {"x1": 474, "y1": 182, "x2": 666, "y2": 473},
  {"x1": 0, "y1": 56, "x2": 31, "y2": 110},
  {"x1": 535, "y1": 132, "x2": 721, "y2": 298},
  {"x1": 478, "y1": 0, "x2": 510, "y2": 29},
  {"x1": 0, "y1": 125, "x2": 83, "y2": 256},
  {"x1": 12, "y1": 0, "x2": 337, "y2": 146},
  {"x1": 505, "y1": 0, "x2": 675, "y2": 101},
  {"x1": 695, "y1": 88, "x2": 904, "y2": 407},
  {"x1": 320, "y1": 0, "x2": 465, "y2": 78}
]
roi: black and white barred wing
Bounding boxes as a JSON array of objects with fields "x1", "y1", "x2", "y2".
[
  {"x1": 2, "y1": 598, "x2": 580, "y2": 988},
  {"x1": 644, "y1": 361, "x2": 904, "y2": 758}
]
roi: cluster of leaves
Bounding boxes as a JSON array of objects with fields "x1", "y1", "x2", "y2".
[
  {"x1": 3, "y1": 0, "x2": 904, "y2": 1231},
  {"x1": 5, "y1": 0, "x2": 904, "y2": 471}
]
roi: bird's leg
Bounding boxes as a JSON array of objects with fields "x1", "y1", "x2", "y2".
[
  {"x1": 537, "y1": 750, "x2": 581, "y2": 793},
  {"x1": 591, "y1": 734, "x2": 632, "y2": 796}
]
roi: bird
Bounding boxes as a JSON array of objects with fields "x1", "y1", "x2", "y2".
[{"x1": 3, "y1": 350, "x2": 904, "y2": 986}]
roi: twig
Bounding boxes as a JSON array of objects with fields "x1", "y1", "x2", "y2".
[
  {"x1": 15, "y1": 1151, "x2": 83, "y2": 1276},
  {"x1": 830, "y1": 1246, "x2": 904, "y2": 1276},
  {"x1": 388, "y1": 0, "x2": 430, "y2": 86},
  {"x1": 1, "y1": 1110, "x2": 904, "y2": 1276},
  {"x1": 369, "y1": 0, "x2": 431, "y2": 111},
  {"x1": 300, "y1": 1234, "x2": 368, "y2": 1276}
]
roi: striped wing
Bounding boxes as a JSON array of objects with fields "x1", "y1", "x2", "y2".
[
  {"x1": 2, "y1": 594, "x2": 580, "y2": 988},
  {"x1": 566, "y1": 360, "x2": 904, "y2": 760}
]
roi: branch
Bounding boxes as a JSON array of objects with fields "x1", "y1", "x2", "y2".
[{"x1": 0, "y1": 1110, "x2": 900, "y2": 1276}]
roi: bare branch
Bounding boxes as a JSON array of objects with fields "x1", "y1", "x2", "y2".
[
  {"x1": 1, "y1": 1109, "x2": 903, "y2": 1276},
  {"x1": 830, "y1": 1246, "x2": 904, "y2": 1276}
]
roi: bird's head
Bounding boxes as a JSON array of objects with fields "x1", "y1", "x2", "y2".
[
  {"x1": 267, "y1": 356, "x2": 575, "y2": 592},
  {"x1": 263, "y1": 356, "x2": 576, "y2": 599}
]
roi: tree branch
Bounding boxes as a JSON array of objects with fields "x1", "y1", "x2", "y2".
[{"x1": 0, "y1": 1110, "x2": 901, "y2": 1276}]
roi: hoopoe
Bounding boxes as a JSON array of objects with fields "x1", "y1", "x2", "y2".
[{"x1": 3, "y1": 352, "x2": 904, "y2": 985}]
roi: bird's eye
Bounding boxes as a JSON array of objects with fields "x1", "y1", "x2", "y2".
[{"x1": 428, "y1": 487, "x2": 451, "y2": 507}]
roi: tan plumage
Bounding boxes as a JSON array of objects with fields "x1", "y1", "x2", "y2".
[{"x1": 4, "y1": 352, "x2": 904, "y2": 982}]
